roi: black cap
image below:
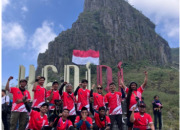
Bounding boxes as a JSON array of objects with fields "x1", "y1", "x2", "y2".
[
  {"x1": 138, "y1": 101, "x2": 146, "y2": 107},
  {"x1": 52, "y1": 81, "x2": 59, "y2": 85},
  {"x1": 41, "y1": 103, "x2": 49, "y2": 108},
  {"x1": 20, "y1": 79, "x2": 27, "y2": 83}
]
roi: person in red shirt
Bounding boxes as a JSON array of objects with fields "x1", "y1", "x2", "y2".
[
  {"x1": 120, "y1": 71, "x2": 148, "y2": 130},
  {"x1": 74, "y1": 79, "x2": 90, "y2": 115},
  {"x1": 47, "y1": 81, "x2": 62, "y2": 115},
  {"x1": 59, "y1": 82, "x2": 76, "y2": 125},
  {"x1": 24, "y1": 101, "x2": 49, "y2": 130},
  {"x1": 6, "y1": 76, "x2": 31, "y2": 130},
  {"x1": 90, "y1": 101, "x2": 111, "y2": 130},
  {"x1": 32, "y1": 76, "x2": 48, "y2": 112},
  {"x1": 74, "y1": 107, "x2": 93, "y2": 130},
  {"x1": 105, "y1": 82, "x2": 125, "y2": 130},
  {"x1": 130, "y1": 102, "x2": 155, "y2": 130},
  {"x1": 53, "y1": 109, "x2": 75, "y2": 130},
  {"x1": 90, "y1": 84, "x2": 106, "y2": 111}
]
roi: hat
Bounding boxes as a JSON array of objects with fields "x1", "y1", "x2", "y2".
[
  {"x1": 20, "y1": 79, "x2": 27, "y2": 83},
  {"x1": 52, "y1": 81, "x2": 59, "y2": 85},
  {"x1": 138, "y1": 101, "x2": 146, "y2": 107},
  {"x1": 41, "y1": 102, "x2": 49, "y2": 108}
]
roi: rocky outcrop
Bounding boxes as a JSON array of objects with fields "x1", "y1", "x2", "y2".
[{"x1": 36, "y1": 0, "x2": 171, "y2": 75}]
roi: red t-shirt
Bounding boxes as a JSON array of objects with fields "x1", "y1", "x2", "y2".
[
  {"x1": 61, "y1": 92, "x2": 76, "y2": 115},
  {"x1": 56, "y1": 118, "x2": 73, "y2": 130},
  {"x1": 9, "y1": 87, "x2": 31, "y2": 112},
  {"x1": 133, "y1": 112, "x2": 153, "y2": 130},
  {"x1": 105, "y1": 92, "x2": 122, "y2": 115},
  {"x1": 77, "y1": 88, "x2": 90, "y2": 111},
  {"x1": 75, "y1": 116, "x2": 92, "y2": 130},
  {"x1": 94, "y1": 112, "x2": 111, "y2": 128},
  {"x1": 93, "y1": 93, "x2": 105, "y2": 111},
  {"x1": 46, "y1": 90, "x2": 61, "y2": 110},
  {"x1": 32, "y1": 85, "x2": 48, "y2": 108},
  {"x1": 26, "y1": 110, "x2": 49, "y2": 130},
  {"x1": 125, "y1": 86, "x2": 144, "y2": 111}
]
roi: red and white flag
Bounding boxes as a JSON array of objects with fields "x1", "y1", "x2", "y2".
[{"x1": 72, "y1": 50, "x2": 99, "y2": 65}]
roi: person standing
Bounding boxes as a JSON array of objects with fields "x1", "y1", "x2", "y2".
[
  {"x1": 152, "y1": 95, "x2": 163, "y2": 130},
  {"x1": 2, "y1": 89, "x2": 10, "y2": 130},
  {"x1": 120, "y1": 71, "x2": 148, "y2": 130},
  {"x1": 59, "y1": 82, "x2": 76, "y2": 125},
  {"x1": 105, "y1": 83, "x2": 125, "y2": 130},
  {"x1": 32, "y1": 76, "x2": 48, "y2": 112},
  {"x1": 90, "y1": 84, "x2": 106, "y2": 111},
  {"x1": 74, "y1": 79, "x2": 90, "y2": 115},
  {"x1": 47, "y1": 81, "x2": 61, "y2": 115},
  {"x1": 6, "y1": 76, "x2": 31, "y2": 130}
]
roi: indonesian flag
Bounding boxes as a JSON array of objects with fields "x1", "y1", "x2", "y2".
[{"x1": 72, "y1": 50, "x2": 99, "y2": 65}]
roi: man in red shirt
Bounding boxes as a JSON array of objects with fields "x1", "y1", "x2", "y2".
[
  {"x1": 105, "y1": 82, "x2": 125, "y2": 130},
  {"x1": 74, "y1": 107, "x2": 93, "y2": 130},
  {"x1": 47, "y1": 81, "x2": 62, "y2": 115},
  {"x1": 32, "y1": 76, "x2": 48, "y2": 112},
  {"x1": 53, "y1": 109, "x2": 75, "y2": 130},
  {"x1": 130, "y1": 102, "x2": 155, "y2": 130},
  {"x1": 6, "y1": 76, "x2": 31, "y2": 130},
  {"x1": 24, "y1": 101, "x2": 49, "y2": 130},
  {"x1": 74, "y1": 79, "x2": 90, "y2": 115},
  {"x1": 90, "y1": 101, "x2": 111, "y2": 130},
  {"x1": 59, "y1": 82, "x2": 76, "y2": 125}
]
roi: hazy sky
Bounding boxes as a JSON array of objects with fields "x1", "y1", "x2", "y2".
[{"x1": 1, "y1": 0, "x2": 179, "y2": 86}]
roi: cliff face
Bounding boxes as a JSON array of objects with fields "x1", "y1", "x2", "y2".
[{"x1": 36, "y1": 0, "x2": 171, "y2": 75}]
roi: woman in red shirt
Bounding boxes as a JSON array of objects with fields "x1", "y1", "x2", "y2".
[{"x1": 120, "y1": 71, "x2": 148, "y2": 130}]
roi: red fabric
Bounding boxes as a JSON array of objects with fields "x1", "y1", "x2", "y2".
[
  {"x1": 46, "y1": 90, "x2": 61, "y2": 110},
  {"x1": 26, "y1": 110, "x2": 48, "y2": 130},
  {"x1": 93, "y1": 93, "x2": 106, "y2": 111},
  {"x1": 75, "y1": 116, "x2": 92, "y2": 130},
  {"x1": 94, "y1": 113, "x2": 111, "y2": 128},
  {"x1": 10, "y1": 87, "x2": 31, "y2": 112},
  {"x1": 77, "y1": 88, "x2": 90, "y2": 111},
  {"x1": 127, "y1": 86, "x2": 144, "y2": 111},
  {"x1": 32, "y1": 85, "x2": 48, "y2": 108},
  {"x1": 73, "y1": 50, "x2": 99, "y2": 58},
  {"x1": 105, "y1": 92, "x2": 122, "y2": 115},
  {"x1": 61, "y1": 92, "x2": 76, "y2": 115},
  {"x1": 133, "y1": 112, "x2": 153, "y2": 130},
  {"x1": 56, "y1": 118, "x2": 73, "y2": 130}
]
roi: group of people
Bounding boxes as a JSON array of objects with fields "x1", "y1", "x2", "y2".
[{"x1": 1, "y1": 71, "x2": 163, "y2": 130}]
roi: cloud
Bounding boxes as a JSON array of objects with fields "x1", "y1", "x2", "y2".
[
  {"x1": 21, "y1": 6, "x2": 28, "y2": 12},
  {"x1": 30, "y1": 21, "x2": 57, "y2": 54},
  {"x1": 128, "y1": 0, "x2": 179, "y2": 44},
  {"x1": 2, "y1": 0, "x2": 10, "y2": 12},
  {"x1": 59, "y1": 24, "x2": 65, "y2": 31},
  {"x1": 2, "y1": 22, "x2": 26, "y2": 48}
]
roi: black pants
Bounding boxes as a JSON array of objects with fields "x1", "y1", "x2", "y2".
[
  {"x1": 93, "y1": 123, "x2": 107, "y2": 130},
  {"x1": 67, "y1": 115, "x2": 76, "y2": 125},
  {"x1": 109, "y1": 114, "x2": 122, "y2": 130},
  {"x1": 32, "y1": 107, "x2": 40, "y2": 112},
  {"x1": 2, "y1": 112, "x2": 9, "y2": 130},
  {"x1": 154, "y1": 112, "x2": 162, "y2": 129}
]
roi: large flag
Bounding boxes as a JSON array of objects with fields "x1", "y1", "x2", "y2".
[{"x1": 72, "y1": 50, "x2": 99, "y2": 65}]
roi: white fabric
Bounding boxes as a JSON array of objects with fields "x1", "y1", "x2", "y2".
[
  {"x1": 2, "y1": 95, "x2": 10, "y2": 104},
  {"x1": 72, "y1": 55, "x2": 99, "y2": 65}
]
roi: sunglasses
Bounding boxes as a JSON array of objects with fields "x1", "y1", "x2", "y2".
[{"x1": 97, "y1": 87, "x2": 102, "y2": 90}]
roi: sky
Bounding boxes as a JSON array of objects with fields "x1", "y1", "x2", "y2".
[{"x1": 1, "y1": 0, "x2": 179, "y2": 86}]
